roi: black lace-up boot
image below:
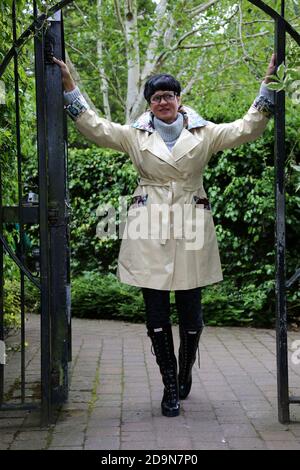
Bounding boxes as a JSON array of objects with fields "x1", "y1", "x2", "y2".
[
  {"x1": 147, "y1": 325, "x2": 180, "y2": 417},
  {"x1": 178, "y1": 326, "x2": 203, "y2": 400}
]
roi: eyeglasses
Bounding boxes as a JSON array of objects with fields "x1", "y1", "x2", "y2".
[{"x1": 150, "y1": 92, "x2": 177, "y2": 104}]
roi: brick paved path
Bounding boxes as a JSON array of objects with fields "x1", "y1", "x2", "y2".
[{"x1": 1, "y1": 315, "x2": 300, "y2": 450}]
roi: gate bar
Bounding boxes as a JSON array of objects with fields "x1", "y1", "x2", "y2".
[
  {"x1": 274, "y1": 11, "x2": 289, "y2": 424},
  {"x1": 34, "y1": 0, "x2": 52, "y2": 425},
  {"x1": 0, "y1": 158, "x2": 3, "y2": 407},
  {"x1": 46, "y1": 10, "x2": 69, "y2": 407},
  {"x1": 12, "y1": 0, "x2": 26, "y2": 405}
]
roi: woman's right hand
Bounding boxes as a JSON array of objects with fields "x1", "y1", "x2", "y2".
[{"x1": 52, "y1": 57, "x2": 76, "y2": 92}]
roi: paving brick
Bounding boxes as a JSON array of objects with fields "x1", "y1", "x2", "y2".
[
  {"x1": 2, "y1": 317, "x2": 300, "y2": 451},
  {"x1": 121, "y1": 431, "x2": 156, "y2": 442},
  {"x1": 258, "y1": 430, "x2": 298, "y2": 441},
  {"x1": 10, "y1": 440, "x2": 47, "y2": 450},
  {"x1": 220, "y1": 423, "x2": 258, "y2": 438},
  {"x1": 120, "y1": 441, "x2": 157, "y2": 450},
  {"x1": 84, "y1": 437, "x2": 120, "y2": 450},
  {"x1": 50, "y1": 431, "x2": 85, "y2": 447},
  {"x1": 48, "y1": 446, "x2": 83, "y2": 450},
  {"x1": 86, "y1": 428, "x2": 120, "y2": 438},
  {"x1": 227, "y1": 437, "x2": 268, "y2": 450},
  {"x1": 266, "y1": 441, "x2": 300, "y2": 450}
]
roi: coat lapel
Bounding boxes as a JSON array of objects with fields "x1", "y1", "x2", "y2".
[
  {"x1": 171, "y1": 128, "x2": 201, "y2": 162},
  {"x1": 133, "y1": 106, "x2": 208, "y2": 167},
  {"x1": 140, "y1": 131, "x2": 179, "y2": 170}
]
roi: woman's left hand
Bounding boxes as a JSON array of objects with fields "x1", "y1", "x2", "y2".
[{"x1": 264, "y1": 53, "x2": 277, "y2": 84}]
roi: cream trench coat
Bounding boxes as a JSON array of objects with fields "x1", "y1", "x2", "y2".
[{"x1": 70, "y1": 91, "x2": 273, "y2": 290}]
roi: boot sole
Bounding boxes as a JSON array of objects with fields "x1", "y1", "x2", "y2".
[{"x1": 162, "y1": 406, "x2": 180, "y2": 417}]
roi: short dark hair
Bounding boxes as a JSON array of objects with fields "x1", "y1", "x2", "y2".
[{"x1": 143, "y1": 74, "x2": 181, "y2": 103}]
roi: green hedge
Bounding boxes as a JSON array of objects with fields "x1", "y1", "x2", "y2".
[
  {"x1": 3, "y1": 270, "x2": 297, "y2": 329},
  {"x1": 71, "y1": 272, "x2": 146, "y2": 322},
  {"x1": 70, "y1": 272, "x2": 278, "y2": 327},
  {"x1": 3, "y1": 278, "x2": 21, "y2": 336}
]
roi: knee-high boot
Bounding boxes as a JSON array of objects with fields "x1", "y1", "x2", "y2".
[
  {"x1": 147, "y1": 325, "x2": 180, "y2": 417},
  {"x1": 178, "y1": 326, "x2": 203, "y2": 400}
]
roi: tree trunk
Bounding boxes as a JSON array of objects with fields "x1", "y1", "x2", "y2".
[
  {"x1": 124, "y1": 0, "x2": 140, "y2": 123},
  {"x1": 97, "y1": 0, "x2": 111, "y2": 120}
]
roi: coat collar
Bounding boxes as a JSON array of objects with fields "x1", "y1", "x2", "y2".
[
  {"x1": 138, "y1": 122, "x2": 204, "y2": 168},
  {"x1": 131, "y1": 105, "x2": 208, "y2": 133}
]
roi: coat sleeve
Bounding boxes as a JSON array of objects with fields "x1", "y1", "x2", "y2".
[
  {"x1": 207, "y1": 82, "x2": 275, "y2": 155},
  {"x1": 64, "y1": 88, "x2": 132, "y2": 153}
]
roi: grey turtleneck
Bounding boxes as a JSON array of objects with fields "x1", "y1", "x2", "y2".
[{"x1": 153, "y1": 113, "x2": 184, "y2": 151}]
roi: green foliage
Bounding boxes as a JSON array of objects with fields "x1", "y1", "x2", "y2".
[
  {"x1": 292, "y1": 164, "x2": 300, "y2": 192},
  {"x1": 24, "y1": 280, "x2": 40, "y2": 315},
  {"x1": 70, "y1": 272, "x2": 288, "y2": 328},
  {"x1": 71, "y1": 271, "x2": 146, "y2": 322},
  {"x1": 71, "y1": 272, "x2": 185, "y2": 325},
  {"x1": 202, "y1": 279, "x2": 275, "y2": 327},
  {"x1": 67, "y1": 146, "x2": 139, "y2": 274},
  {"x1": 1, "y1": 0, "x2": 299, "y2": 328},
  {"x1": 3, "y1": 278, "x2": 21, "y2": 336}
]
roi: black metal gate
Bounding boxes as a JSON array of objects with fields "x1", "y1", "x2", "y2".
[
  {"x1": 248, "y1": 0, "x2": 300, "y2": 424},
  {"x1": 0, "y1": 0, "x2": 299, "y2": 425},
  {"x1": 0, "y1": 1, "x2": 71, "y2": 424}
]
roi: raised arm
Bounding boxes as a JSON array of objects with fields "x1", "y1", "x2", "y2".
[
  {"x1": 53, "y1": 57, "x2": 132, "y2": 153},
  {"x1": 207, "y1": 54, "x2": 277, "y2": 156}
]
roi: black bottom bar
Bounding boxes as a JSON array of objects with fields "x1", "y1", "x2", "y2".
[
  {"x1": 289, "y1": 397, "x2": 300, "y2": 404},
  {"x1": 0, "y1": 403, "x2": 39, "y2": 411}
]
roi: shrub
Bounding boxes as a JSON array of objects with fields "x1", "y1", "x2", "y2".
[
  {"x1": 70, "y1": 272, "x2": 290, "y2": 328},
  {"x1": 71, "y1": 271, "x2": 146, "y2": 322},
  {"x1": 3, "y1": 278, "x2": 21, "y2": 337}
]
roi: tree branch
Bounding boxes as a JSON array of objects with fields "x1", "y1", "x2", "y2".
[
  {"x1": 181, "y1": 57, "x2": 204, "y2": 96},
  {"x1": 155, "y1": 4, "x2": 239, "y2": 68},
  {"x1": 130, "y1": 0, "x2": 170, "y2": 122},
  {"x1": 114, "y1": 0, "x2": 125, "y2": 36},
  {"x1": 65, "y1": 49, "x2": 100, "y2": 114},
  {"x1": 73, "y1": 1, "x2": 90, "y2": 28},
  {"x1": 65, "y1": 42, "x2": 125, "y2": 109},
  {"x1": 238, "y1": 1, "x2": 262, "y2": 80},
  {"x1": 243, "y1": 20, "x2": 273, "y2": 25},
  {"x1": 140, "y1": 0, "x2": 169, "y2": 82},
  {"x1": 97, "y1": 0, "x2": 111, "y2": 120},
  {"x1": 124, "y1": 0, "x2": 140, "y2": 122},
  {"x1": 176, "y1": 32, "x2": 269, "y2": 50},
  {"x1": 186, "y1": 0, "x2": 220, "y2": 18}
]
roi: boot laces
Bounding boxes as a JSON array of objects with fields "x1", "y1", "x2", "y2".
[{"x1": 181, "y1": 330, "x2": 201, "y2": 376}]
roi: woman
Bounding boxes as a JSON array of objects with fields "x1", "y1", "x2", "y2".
[{"x1": 53, "y1": 54, "x2": 276, "y2": 417}]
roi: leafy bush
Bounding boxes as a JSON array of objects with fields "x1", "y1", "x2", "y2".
[
  {"x1": 202, "y1": 279, "x2": 275, "y2": 327},
  {"x1": 71, "y1": 271, "x2": 145, "y2": 322},
  {"x1": 67, "y1": 147, "x2": 139, "y2": 275},
  {"x1": 71, "y1": 272, "x2": 293, "y2": 328},
  {"x1": 3, "y1": 278, "x2": 21, "y2": 337},
  {"x1": 24, "y1": 280, "x2": 40, "y2": 315}
]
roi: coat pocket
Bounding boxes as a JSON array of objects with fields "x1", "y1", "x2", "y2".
[
  {"x1": 130, "y1": 193, "x2": 148, "y2": 209},
  {"x1": 126, "y1": 193, "x2": 149, "y2": 240},
  {"x1": 193, "y1": 195, "x2": 211, "y2": 211}
]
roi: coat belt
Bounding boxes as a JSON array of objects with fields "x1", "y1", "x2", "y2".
[{"x1": 138, "y1": 178, "x2": 202, "y2": 245}]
